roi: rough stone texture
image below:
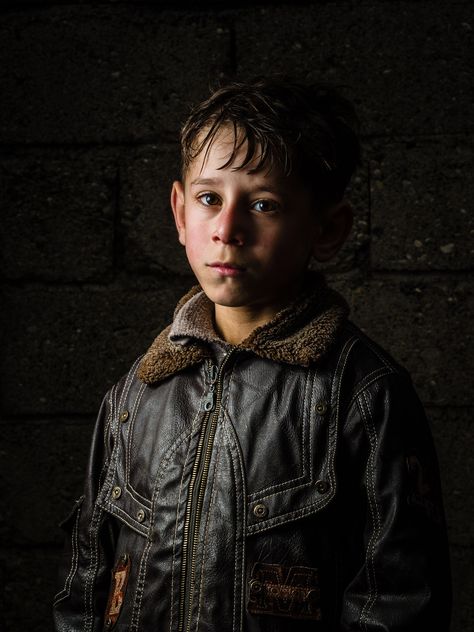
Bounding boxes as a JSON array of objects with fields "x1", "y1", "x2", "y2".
[
  {"x1": 428, "y1": 407, "x2": 474, "y2": 547},
  {"x1": 119, "y1": 144, "x2": 191, "y2": 274},
  {"x1": 0, "y1": 418, "x2": 98, "y2": 631},
  {"x1": 236, "y1": 4, "x2": 474, "y2": 137},
  {"x1": 0, "y1": 7, "x2": 231, "y2": 143},
  {"x1": 450, "y1": 544, "x2": 474, "y2": 632},
  {"x1": 0, "y1": 419, "x2": 94, "y2": 546},
  {"x1": 328, "y1": 274, "x2": 474, "y2": 406},
  {"x1": 0, "y1": 279, "x2": 194, "y2": 415},
  {"x1": 0, "y1": 545, "x2": 60, "y2": 632},
  {"x1": 0, "y1": 2, "x2": 472, "y2": 631},
  {"x1": 1, "y1": 0, "x2": 251, "y2": 6},
  {"x1": 370, "y1": 136, "x2": 474, "y2": 270},
  {"x1": 0, "y1": 151, "x2": 116, "y2": 281}
]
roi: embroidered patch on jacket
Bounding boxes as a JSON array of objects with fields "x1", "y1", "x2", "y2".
[
  {"x1": 247, "y1": 563, "x2": 321, "y2": 620},
  {"x1": 406, "y1": 453, "x2": 442, "y2": 525},
  {"x1": 104, "y1": 554, "x2": 131, "y2": 629}
]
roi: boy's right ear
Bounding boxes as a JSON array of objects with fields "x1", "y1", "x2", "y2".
[{"x1": 171, "y1": 180, "x2": 186, "y2": 246}]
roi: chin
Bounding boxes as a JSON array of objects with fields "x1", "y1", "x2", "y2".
[{"x1": 202, "y1": 285, "x2": 250, "y2": 308}]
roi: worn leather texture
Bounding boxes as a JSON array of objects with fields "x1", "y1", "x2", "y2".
[{"x1": 53, "y1": 281, "x2": 451, "y2": 632}]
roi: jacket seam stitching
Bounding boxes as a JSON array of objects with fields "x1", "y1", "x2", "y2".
[
  {"x1": 308, "y1": 368, "x2": 316, "y2": 482},
  {"x1": 52, "y1": 500, "x2": 83, "y2": 606},
  {"x1": 103, "y1": 385, "x2": 115, "y2": 456},
  {"x1": 101, "y1": 502, "x2": 149, "y2": 536},
  {"x1": 195, "y1": 431, "x2": 223, "y2": 632},
  {"x1": 228, "y1": 424, "x2": 240, "y2": 632},
  {"x1": 130, "y1": 427, "x2": 196, "y2": 631},
  {"x1": 130, "y1": 533, "x2": 153, "y2": 631},
  {"x1": 223, "y1": 416, "x2": 247, "y2": 632},
  {"x1": 124, "y1": 382, "x2": 150, "y2": 505},
  {"x1": 83, "y1": 505, "x2": 103, "y2": 632},
  {"x1": 170, "y1": 409, "x2": 203, "y2": 632},
  {"x1": 358, "y1": 389, "x2": 381, "y2": 630},
  {"x1": 246, "y1": 494, "x2": 334, "y2": 534},
  {"x1": 83, "y1": 360, "x2": 140, "y2": 631},
  {"x1": 248, "y1": 370, "x2": 312, "y2": 499},
  {"x1": 247, "y1": 476, "x2": 320, "y2": 504},
  {"x1": 99, "y1": 387, "x2": 115, "y2": 491},
  {"x1": 117, "y1": 356, "x2": 142, "y2": 416},
  {"x1": 346, "y1": 323, "x2": 398, "y2": 373},
  {"x1": 247, "y1": 336, "x2": 357, "y2": 534},
  {"x1": 363, "y1": 338, "x2": 397, "y2": 372},
  {"x1": 348, "y1": 368, "x2": 397, "y2": 410}
]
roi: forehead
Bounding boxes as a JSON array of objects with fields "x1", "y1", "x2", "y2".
[{"x1": 186, "y1": 125, "x2": 283, "y2": 183}]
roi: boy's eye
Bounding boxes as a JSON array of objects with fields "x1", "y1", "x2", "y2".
[
  {"x1": 198, "y1": 192, "x2": 221, "y2": 206},
  {"x1": 251, "y1": 199, "x2": 279, "y2": 213}
]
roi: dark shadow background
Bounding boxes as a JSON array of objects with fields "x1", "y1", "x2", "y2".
[{"x1": 0, "y1": 1, "x2": 472, "y2": 630}]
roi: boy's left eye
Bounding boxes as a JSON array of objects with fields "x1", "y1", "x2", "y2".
[{"x1": 251, "y1": 199, "x2": 279, "y2": 213}]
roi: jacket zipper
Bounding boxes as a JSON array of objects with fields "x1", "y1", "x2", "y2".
[{"x1": 178, "y1": 350, "x2": 234, "y2": 632}]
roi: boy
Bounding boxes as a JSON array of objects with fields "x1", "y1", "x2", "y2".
[{"x1": 53, "y1": 79, "x2": 451, "y2": 632}]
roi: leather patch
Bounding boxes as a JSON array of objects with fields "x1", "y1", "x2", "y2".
[
  {"x1": 248, "y1": 563, "x2": 321, "y2": 620},
  {"x1": 104, "y1": 554, "x2": 131, "y2": 629}
]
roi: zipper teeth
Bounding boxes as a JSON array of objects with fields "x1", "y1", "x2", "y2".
[
  {"x1": 185, "y1": 411, "x2": 220, "y2": 632},
  {"x1": 178, "y1": 411, "x2": 210, "y2": 632},
  {"x1": 179, "y1": 352, "x2": 233, "y2": 632}
]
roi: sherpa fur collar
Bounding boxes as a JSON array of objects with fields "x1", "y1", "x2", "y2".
[{"x1": 137, "y1": 271, "x2": 349, "y2": 385}]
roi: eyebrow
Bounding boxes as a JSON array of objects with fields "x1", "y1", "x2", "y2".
[
  {"x1": 190, "y1": 177, "x2": 286, "y2": 195},
  {"x1": 190, "y1": 178, "x2": 221, "y2": 186}
]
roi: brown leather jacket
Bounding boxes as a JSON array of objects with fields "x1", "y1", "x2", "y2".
[{"x1": 53, "y1": 274, "x2": 451, "y2": 632}]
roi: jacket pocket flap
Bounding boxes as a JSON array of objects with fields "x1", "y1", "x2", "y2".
[
  {"x1": 246, "y1": 470, "x2": 336, "y2": 535},
  {"x1": 99, "y1": 484, "x2": 151, "y2": 538}
]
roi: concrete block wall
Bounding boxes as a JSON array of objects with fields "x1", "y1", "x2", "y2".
[{"x1": 0, "y1": 2, "x2": 472, "y2": 630}]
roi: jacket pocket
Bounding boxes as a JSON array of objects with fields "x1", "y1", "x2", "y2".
[
  {"x1": 98, "y1": 492, "x2": 151, "y2": 630},
  {"x1": 53, "y1": 495, "x2": 85, "y2": 607},
  {"x1": 245, "y1": 396, "x2": 337, "y2": 537}
]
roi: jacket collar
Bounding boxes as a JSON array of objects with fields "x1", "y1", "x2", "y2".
[{"x1": 137, "y1": 271, "x2": 349, "y2": 384}]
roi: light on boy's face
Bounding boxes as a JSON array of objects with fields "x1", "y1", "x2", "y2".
[{"x1": 170, "y1": 127, "x2": 323, "y2": 318}]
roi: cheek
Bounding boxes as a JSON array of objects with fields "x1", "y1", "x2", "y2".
[
  {"x1": 269, "y1": 227, "x2": 315, "y2": 270},
  {"x1": 183, "y1": 224, "x2": 212, "y2": 273},
  {"x1": 184, "y1": 240, "x2": 201, "y2": 266},
  {"x1": 184, "y1": 221, "x2": 206, "y2": 250},
  {"x1": 261, "y1": 227, "x2": 304, "y2": 260}
]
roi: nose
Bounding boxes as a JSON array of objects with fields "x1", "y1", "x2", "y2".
[{"x1": 212, "y1": 203, "x2": 245, "y2": 246}]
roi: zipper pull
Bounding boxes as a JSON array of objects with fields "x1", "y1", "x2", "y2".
[
  {"x1": 202, "y1": 362, "x2": 218, "y2": 412},
  {"x1": 202, "y1": 388, "x2": 215, "y2": 412}
]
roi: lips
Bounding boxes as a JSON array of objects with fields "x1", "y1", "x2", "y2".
[
  {"x1": 207, "y1": 261, "x2": 246, "y2": 277},
  {"x1": 208, "y1": 261, "x2": 245, "y2": 270}
]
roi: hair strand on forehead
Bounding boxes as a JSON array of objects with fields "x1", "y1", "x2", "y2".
[{"x1": 180, "y1": 77, "x2": 361, "y2": 208}]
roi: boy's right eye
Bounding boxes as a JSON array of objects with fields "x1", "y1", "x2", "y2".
[{"x1": 197, "y1": 192, "x2": 221, "y2": 207}]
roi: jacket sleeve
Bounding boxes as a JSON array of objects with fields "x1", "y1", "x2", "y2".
[
  {"x1": 339, "y1": 370, "x2": 451, "y2": 632},
  {"x1": 53, "y1": 385, "x2": 118, "y2": 632}
]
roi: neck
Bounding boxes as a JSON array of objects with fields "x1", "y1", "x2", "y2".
[{"x1": 213, "y1": 302, "x2": 287, "y2": 345}]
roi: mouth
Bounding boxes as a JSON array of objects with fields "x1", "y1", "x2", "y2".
[{"x1": 207, "y1": 261, "x2": 246, "y2": 277}]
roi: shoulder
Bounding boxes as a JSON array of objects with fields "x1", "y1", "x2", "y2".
[
  {"x1": 331, "y1": 323, "x2": 435, "y2": 465},
  {"x1": 329, "y1": 320, "x2": 421, "y2": 415},
  {"x1": 334, "y1": 319, "x2": 408, "y2": 382}
]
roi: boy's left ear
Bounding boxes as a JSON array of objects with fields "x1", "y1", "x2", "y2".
[
  {"x1": 171, "y1": 180, "x2": 186, "y2": 246},
  {"x1": 312, "y1": 200, "x2": 353, "y2": 262}
]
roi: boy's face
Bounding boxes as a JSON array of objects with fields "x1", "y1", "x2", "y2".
[{"x1": 171, "y1": 128, "x2": 333, "y2": 317}]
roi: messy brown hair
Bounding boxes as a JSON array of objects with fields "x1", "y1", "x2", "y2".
[{"x1": 180, "y1": 77, "x2": 361, "y2": 209}]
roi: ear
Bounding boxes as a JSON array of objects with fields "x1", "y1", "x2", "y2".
[
  {"x1": 312, "y1": 200, "x2": 353, "y2": 262},
  {"x1": 170, "y1": 180, "x2": 186, "y2": 246}
]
